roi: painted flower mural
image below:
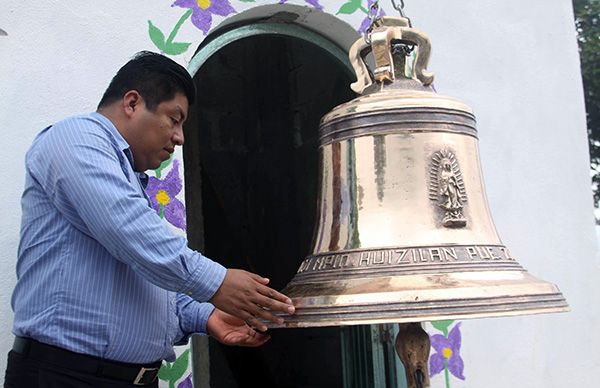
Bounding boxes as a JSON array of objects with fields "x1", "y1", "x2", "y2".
[
  {"x1": 146, "y1": 159, "x2": 187, "y2": 231},
  {"x1": 429, "y1": 321, "x2": 465, "y2": 388},
  {"x1": 172, "y1": 0, "x2": 236, "y2": 34},
  {"x1": 158, "y1": 349, "x2": 191, "y2": 388},
  {"x1": 335, "y1": 0, "x2": 387, "y2": 34},
  {"x1": 150, "y1": 0, "x2": 389, "y2": 57},
  {"x1": 177, "y1": 374, "x2": 193, "y2": 388}
]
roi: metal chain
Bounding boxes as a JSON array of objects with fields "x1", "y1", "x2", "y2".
[
  {"x1": 390, "y1": 0, "x2": 414, "y2": 56},
  {"x1": 364, "y1": 0, "x2": 415, "y2": 57},
  {"x1": 391, "y1": 0, "x2": 412, "y2": 27},
  {"x1": 392, "y1": 43, "x2": 414, "y2": 56},
  {"x1": 364, "y1": 0, "x2": 380, "y2": 44},
  {"x1": 391, "y1": 0, "x2": 406, "y2": 17}
]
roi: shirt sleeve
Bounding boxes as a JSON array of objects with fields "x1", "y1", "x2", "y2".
[
  {"x1": 173, "y1": 294, "x2": 215, "y2": 345},
  {"x1": 26, "y1": 116, "x2": 226, "y2": 302}
]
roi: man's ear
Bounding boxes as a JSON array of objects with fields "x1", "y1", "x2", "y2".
[{"x1": 122, "y1": 90, "x2": 143, "y2": 117}]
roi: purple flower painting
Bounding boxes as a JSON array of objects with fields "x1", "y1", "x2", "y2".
[
  {"x1": 172, "y1": 0, "x2": 236, "y2": 35},
  {"x1": 430, "y1": 322, "x2": 465, "y2": 383},
  {"x1": 358, "y1": 0, "x2": 386, "y2": 35},
  {"x1": 146, "y1": 159, "x2": 186, "y2": 231},
  {"x1": 178, "y1": 374, "x2": 193, "y2": 388},
  {"x1": 278, "y1": 0, "x2": 324, "y2": 10}
]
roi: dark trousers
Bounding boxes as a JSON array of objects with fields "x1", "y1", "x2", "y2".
[{"x1": 4, "y1": 339, "x2": 160, "y2": 388}]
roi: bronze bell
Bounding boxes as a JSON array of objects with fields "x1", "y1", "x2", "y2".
[{"x1": 272, "y1": 17, "x2": 568, "y2": 329}]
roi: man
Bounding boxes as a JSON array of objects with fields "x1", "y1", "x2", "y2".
[{"x1": 4, "y1": 51, "x2": 295, "y2": 387}]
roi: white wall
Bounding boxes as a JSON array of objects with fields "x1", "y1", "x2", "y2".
[
  {"x1": 0, "y1": 1, "x2": 194, "y2": 383},
  {"x1": 0, "y1": 0, "x2": 596, "y2": 386},
  {"x1": 411, "y1": 1, "x2": 599, "y2": 386}
]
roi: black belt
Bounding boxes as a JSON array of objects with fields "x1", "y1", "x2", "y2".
[{"x1": 12, "y1": 337, "x2": 161, "y2": 386}]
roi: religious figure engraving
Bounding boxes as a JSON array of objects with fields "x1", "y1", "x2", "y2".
[{"x1": 429, "y1": 150, "x2": 467, "y2": 227}]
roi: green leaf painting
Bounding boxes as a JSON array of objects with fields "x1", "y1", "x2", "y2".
[
  {"x1": 166, "y1": 41, "x2": 192, "y2": 55},
  {"x1": 148, "y1": 20, "x2": 167, "y2": 52},
  {"x1": 158, "y1": 349, "x2": 190, "y2": 388},
  {"x1": 431, "y1": 320, "x2": 453, "y2": 336},
  {"x1": 148, "y1": 10, "x2": 193, "y2": 56},
  {"x1": 154, "y1": 154, "x2": 173, "y2": 179},
  {"x1": 337, "y1": 0, "x2": 365, "y2": 15}
]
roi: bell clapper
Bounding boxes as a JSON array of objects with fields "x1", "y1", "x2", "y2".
[{"x1": 395, "y1": 322, "x2": 431, "y2": 388}]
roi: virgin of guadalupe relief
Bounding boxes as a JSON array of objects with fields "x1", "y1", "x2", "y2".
[{"x1": 429, "y1": 150, "x2": 467, "y2": 227}]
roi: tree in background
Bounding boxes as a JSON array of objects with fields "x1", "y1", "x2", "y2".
[{"x1": 573, "y1": 0, "x2": 600, "y2": 218}]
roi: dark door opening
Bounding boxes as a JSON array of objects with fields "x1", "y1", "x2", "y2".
[{"x1": 184, "y1": 31, "x2": 356, "y2": 387}]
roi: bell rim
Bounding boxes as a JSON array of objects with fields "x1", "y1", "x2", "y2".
[
  {"x1": 267, "y1": 269, "x2": 569, "y2": 328},
  {"x1": 268, "y1": 302, "x2": 570, "y2": 329}
]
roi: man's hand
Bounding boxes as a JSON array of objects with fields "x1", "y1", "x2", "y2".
[
  {"x1": 207, "y1": 308, "x2": 270, "y2": 347},
  {"x1": 210, "y1": 269, "x2": 295, "y2": 332}
]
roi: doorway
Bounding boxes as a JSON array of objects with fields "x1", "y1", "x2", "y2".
[{"x1": 183, "y1": 22, "x2": 356, "y2": 387}]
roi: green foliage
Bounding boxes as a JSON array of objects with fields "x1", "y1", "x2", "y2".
[
  {"x1": 154, "y1": 154, "x2": 173, "y2": 178},
  {"x1": 337, "y1": 0, "x2": 364, "y2": 15},
  {"x1": 164, "y1": 41, "x2": 192, "y2": 56},
  {"x1": 431, "y1": 320, "x2": 454, "y2": 336},
  {"x1": 148, "y1": 20, "x2": 167, "y2": 52},
  {"x1": 147, "y1": 10, "x2": 193, "y2": 56},
  {"x1": 574, "y1": 0, "x2": 600, "y2": 214},
  {"x1": 158, "y1": 349, "x2": 190, "y2": 386}
]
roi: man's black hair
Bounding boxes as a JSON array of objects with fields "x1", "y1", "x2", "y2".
[{"x1": 97, "y1": 51, "x2": 196, "y2": 110}]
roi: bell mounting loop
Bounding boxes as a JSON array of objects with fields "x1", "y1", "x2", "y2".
[
  {"x1": 364, "y1": 0, "x2": 412, "y2": 43},
  {"x1": 350, "y1": 16, "x2": 435, "y2": 94}
]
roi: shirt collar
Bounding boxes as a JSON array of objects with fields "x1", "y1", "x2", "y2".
[
  {"x1": 90, "y1": 112, "x2": 149, "y2": 188},
  {"x1": 90, "y1": 111, "x2": 130, "y2": 154}
]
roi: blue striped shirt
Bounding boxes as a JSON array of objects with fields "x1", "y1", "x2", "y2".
[{"x1": 12, "y1": 112, "x2": 227, "y2": 363}]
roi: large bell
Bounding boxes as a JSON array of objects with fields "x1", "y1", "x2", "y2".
[{"x1": 273, "y1": 17, "x2": 568, "y2": 329}]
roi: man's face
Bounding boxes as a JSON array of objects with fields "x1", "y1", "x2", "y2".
[{"x1": 128, "y1": 92, "x2": 189, "y2": 172}]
